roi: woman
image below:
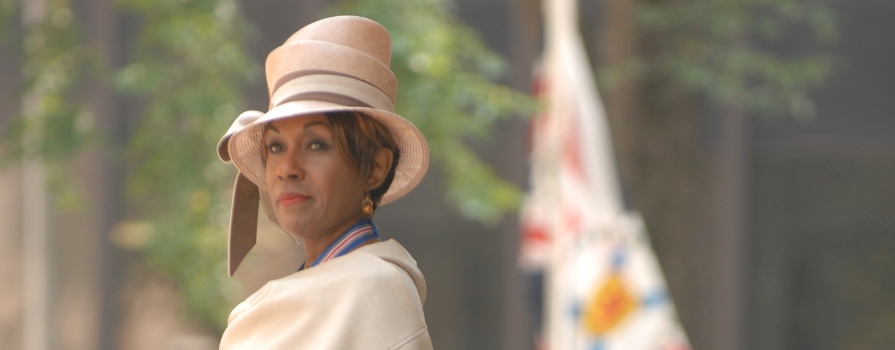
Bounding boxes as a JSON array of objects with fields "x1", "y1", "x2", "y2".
[{"x1": 215, "y1": 16, "x2": 432, "y2": 349}]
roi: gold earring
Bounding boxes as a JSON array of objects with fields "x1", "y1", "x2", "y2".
[{"x1": 362, "y1": 194, "x2": 374, "y2": 215}]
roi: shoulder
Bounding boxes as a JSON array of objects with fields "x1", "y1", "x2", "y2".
[
  {"x1": 309, "y1": 240, "x2": 427, "y2": 318},
  {"x1": 354, "y1": 239, "x2": 428, "y2": 303},
  {"x1": 222, "y1": 240, "x2": 431, "y2": 349}
]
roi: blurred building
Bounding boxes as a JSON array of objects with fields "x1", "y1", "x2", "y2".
[{"x1": 746, "y1": 1, "x2": 895, "y2": 348}]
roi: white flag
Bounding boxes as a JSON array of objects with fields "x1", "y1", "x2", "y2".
[{"x1": 519, "y1": 0, "x2": 691, "y2": 349}]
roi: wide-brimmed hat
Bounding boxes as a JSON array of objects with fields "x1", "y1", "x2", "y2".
[{"x1": 217, "y1": 16, "x2": 429, "y2": 276}]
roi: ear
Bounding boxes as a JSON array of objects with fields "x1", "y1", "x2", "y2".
[{"x1": 365, "y1": 148, "x2": 394, "y2": 190}]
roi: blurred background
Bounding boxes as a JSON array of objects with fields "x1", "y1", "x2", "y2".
[{"x1": 1, "y1": 0, "x2": 894, "y2": 349}]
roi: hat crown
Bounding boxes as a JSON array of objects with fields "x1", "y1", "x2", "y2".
[
  {"x1": 284, "y1": 16, "x2": 391, "y2": 68},
  {"x1": 265, "y1": 16, "x2": 399, "y2": 109}
]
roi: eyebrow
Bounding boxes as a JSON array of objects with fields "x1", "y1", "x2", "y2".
[{"x1": 265, "y1": 123, "x2": 280, "y2": 134}]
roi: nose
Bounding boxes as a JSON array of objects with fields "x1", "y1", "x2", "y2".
[{"x1": 276, "y1": 150, "x2": 305, "y2": 181}]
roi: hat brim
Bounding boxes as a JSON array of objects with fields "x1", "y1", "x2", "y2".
[{"x1": 226, "y1": 100, "x2": 429, "y2": 206}]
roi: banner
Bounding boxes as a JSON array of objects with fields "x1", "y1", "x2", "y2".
[{"x1": 519, "y1": 0, "x2": 690, "y2": 348}]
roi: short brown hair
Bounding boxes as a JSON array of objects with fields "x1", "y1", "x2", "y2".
[{"x1": 326, "y1": 111, "x2": 401, "y2": 210}]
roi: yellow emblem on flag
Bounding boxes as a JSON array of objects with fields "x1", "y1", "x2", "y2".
[{"x1": 582, "y1": 272, "x2": 637, "y2": 334}]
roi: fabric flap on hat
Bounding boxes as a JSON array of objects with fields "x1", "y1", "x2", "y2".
[
  {"x1": 229, "y1": 172, "x2": 260, "y2": 276},
  {"x1": 270, "y1": 74, "x2": 395, "y2": 112},
  {"x1": 218, "y1": 110, "x2": 264, "y2": 162},
  {"x1": 266, "y1": 41, "x2": 397, "y2": 101}
]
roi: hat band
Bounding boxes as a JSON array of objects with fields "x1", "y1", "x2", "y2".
[
  {"x1": 266, "y1": 41, "x2": 397, "y2": 101},
  {"x1": 270, "y1": 74, "x2": 396, "y2": 113}
]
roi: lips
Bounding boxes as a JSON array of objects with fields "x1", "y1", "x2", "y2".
[{"x1": 278, "y1": 192, "x2": 310, "y2": 206}]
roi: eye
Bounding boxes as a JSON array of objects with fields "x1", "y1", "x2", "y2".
[
  {"x1": 307, "y1": 141, "x2": 328, "y2": 151},
  {"x1": 267, "y1": 142, "x2": 284, "y2": 154}
]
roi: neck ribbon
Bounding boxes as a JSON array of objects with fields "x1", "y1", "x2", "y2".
[{"x1": 299, "y1": 218, "x2": 379, "y2": 271}]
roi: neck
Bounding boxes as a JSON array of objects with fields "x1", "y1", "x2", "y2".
[{"x1": 301, "y1": 216, "x2": 375, "y2": 268}]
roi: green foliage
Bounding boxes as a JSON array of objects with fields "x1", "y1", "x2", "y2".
[
  {"x1": 330, "y1": 0, "x2": 538, "y2": 223},
  {"x1": 1, "y1": 0, "x2": 96, "y2": 165},
  {"x1": 0, "y1": 0, "x2": 19, "y2": 41},
  {"x1": 0, "y1": 0, "x2": 100, "y2": 211},
  {"x1": 634, "y1": 0, "x2": 836, "y2": 119},
  {"x1": 113, "y1": 0, "x2": 255, "y2": 330}
]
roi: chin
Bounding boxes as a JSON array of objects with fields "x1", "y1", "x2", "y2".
[
  {"x1": 281, "y1": 220, "x2": 309, "y2": 239},
  {"x1": 273, "y1": 212, "x2": 307, "y2": 238}
]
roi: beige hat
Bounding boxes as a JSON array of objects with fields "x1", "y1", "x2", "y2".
[{"x1": 217, "y1": 16, "x2": 429, "y2": 276}]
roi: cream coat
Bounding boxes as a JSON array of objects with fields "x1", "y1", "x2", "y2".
[{"x1": 220, "y1": 239, "x2": 433, "y2": 349}]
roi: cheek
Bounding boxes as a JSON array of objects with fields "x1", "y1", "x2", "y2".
[
  {"x1": 316, "y1": 159, "x2": 363, "y2": 204},
  {"x1": 264, "y1": 159, "x2": 280, "y2": 200},
  {"x1": 265, "y1": 159, "x2": 277, "y2": 184}
]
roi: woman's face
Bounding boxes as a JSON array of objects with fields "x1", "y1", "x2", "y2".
[{"x1": 263, "y1": 114, "x2": 365, "y2": 240}]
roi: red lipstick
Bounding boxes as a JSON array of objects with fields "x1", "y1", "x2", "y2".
[{"x1": 278, "y1": 192, "x2": 309, "y2": 206}]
